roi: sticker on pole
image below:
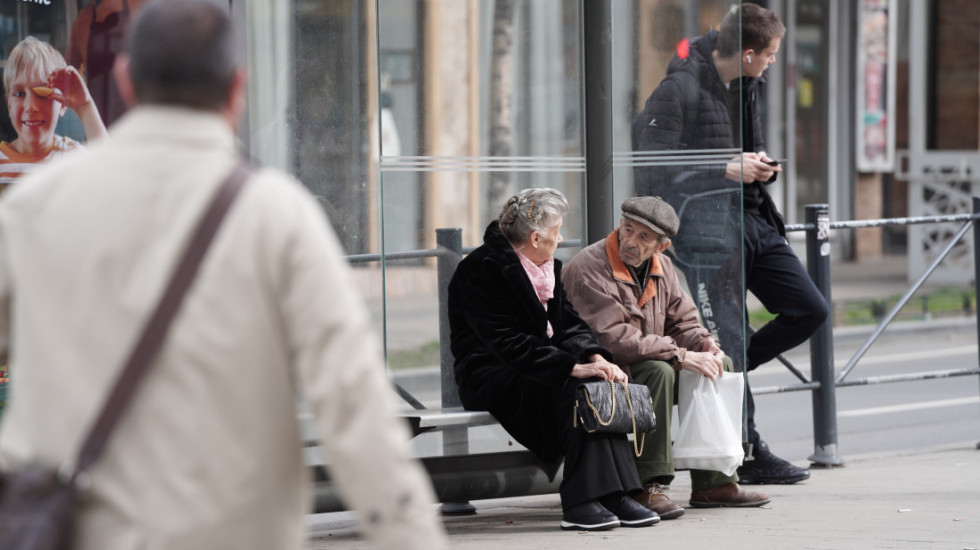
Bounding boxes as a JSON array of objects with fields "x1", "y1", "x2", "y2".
[{"x1": 817, "y1": 213, "x2": 830, "y2": 241}]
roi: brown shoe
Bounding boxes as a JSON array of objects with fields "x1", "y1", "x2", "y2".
[
  {"x1": 633, "y1": 483, "x2": 685, "y2": 519},
  {"x1": 689, "y1": 483, "x2": 771, "y2": 508}
]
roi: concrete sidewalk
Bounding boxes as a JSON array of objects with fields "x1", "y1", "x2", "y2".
[{"x1": 306, "y1": 444, "x2": 980, "y2": 550}]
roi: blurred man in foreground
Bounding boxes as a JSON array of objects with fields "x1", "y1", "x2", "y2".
[{"x1": 0, "y1": 1, "x2": 448, "y2": 548}]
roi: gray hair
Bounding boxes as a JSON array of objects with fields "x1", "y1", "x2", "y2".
[
  {"x1": 127, "y1": 0, "x2": 240, "y2": 110},
  {"x1": 498, "y1": 188, "x2": 569, "y2": 245}
]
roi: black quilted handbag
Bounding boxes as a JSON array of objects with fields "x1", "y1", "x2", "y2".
[{"x1": 574, "y1": 380, "x2": 657, "y2": 457}]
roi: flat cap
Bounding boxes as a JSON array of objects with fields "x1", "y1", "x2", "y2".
[{"x1": 621, "y1": 196, "x2": 679, "y2": 237}]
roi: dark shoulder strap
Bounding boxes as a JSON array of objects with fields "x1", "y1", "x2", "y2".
[{"x1": 72, "y1": 161, "x2": 253, "y2": 479}]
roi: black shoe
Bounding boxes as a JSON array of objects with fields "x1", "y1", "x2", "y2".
[
  {"x1": 560, "y1": 501, "x2": 620, "y2": 531},
  {"x1": 598, "y1": 494, "x2": 661, "y2": 527},
  {"x1": 737, "y1": 441, "x2": 810, "y2": 485}
]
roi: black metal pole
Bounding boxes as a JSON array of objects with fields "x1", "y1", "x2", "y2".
[
  {"x1": 972, "y1": 198, "x2": 980, "y2": 451},
  {"x1": 435, "y1": 227, "x2": 476, "y2": 515},
  {"x1": 805, "y1": 205, "x2": 844, "y2": 467},
  {"x1": 583, "y1": 0, "x2": 613, "y2": 244}
]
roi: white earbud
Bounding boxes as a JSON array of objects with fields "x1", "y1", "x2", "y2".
[{"x1": 745, "y1": 55, "x2": 752, "y2": 63}]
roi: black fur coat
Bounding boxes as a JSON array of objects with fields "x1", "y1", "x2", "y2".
[{"x1": 447, "y1": 221, "x2": 611, "y2": 463}]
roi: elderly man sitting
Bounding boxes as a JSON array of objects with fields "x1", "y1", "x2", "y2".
[{"x1": 563, "y1": 197, "x2": 770, "y2": 518}]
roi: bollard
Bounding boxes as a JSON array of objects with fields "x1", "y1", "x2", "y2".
[
  {"x1": 805, "y1": 205, "x2": 845, "y2": 467},
  {"x1": 436, "y1": 228, "x2": 463, "y2": 409},
  {"x1": 435, "y1": 228, "x2": 476, "y2": 515}
]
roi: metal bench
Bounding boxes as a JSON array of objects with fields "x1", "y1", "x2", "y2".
[
  {"x1": 302, "y1": 406, "x2": 563, "y2": 515},
  {"x1": 400, "y1": 407, "x2": 496, "y2": 437}
]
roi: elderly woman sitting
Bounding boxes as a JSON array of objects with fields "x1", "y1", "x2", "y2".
[{"x1": 448, "y1": 188, "x2": 659, "y2": 531}]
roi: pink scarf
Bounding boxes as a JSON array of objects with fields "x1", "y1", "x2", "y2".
[{"x1": 513, "y1": 246, "x2": 556, "y2": 337}]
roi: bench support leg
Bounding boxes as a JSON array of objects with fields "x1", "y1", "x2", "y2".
[
  {"x1": 437, "y1": 426, "x2": 477, "y2": 515},
  {"x1": 440, "y1": 502, "x2": 477, "y2": 516}
]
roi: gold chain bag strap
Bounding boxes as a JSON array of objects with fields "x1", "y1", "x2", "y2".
[
  {"x1": 574, "y1": 380, "x2": 657, "y2": 457},
  {"x1": 0, "y1": 163, "x2": 252, "y2": 550}
]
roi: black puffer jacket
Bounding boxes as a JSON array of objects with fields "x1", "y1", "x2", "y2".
[
  {"x1": 447, "y1": 221, "x2": 611, "y2": 463},
  {"x1": 632, "y1": 30, "x2": 784, "y2": 241}
]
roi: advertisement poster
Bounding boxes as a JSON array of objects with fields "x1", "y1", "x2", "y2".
[
  {"x1": 1, "y1": 0, "x2": 146, "y2": 191},
  {"x1": 855, "y1": 0, "x2": 897, "y2": 172}
]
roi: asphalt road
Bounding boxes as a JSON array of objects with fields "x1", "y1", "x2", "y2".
[{"x1": 748, "y1": 318, "x2": 980, "y2": 463}]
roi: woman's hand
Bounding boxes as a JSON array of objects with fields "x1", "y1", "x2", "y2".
[
  {"x1": 571, "y1": 354, "x2": 628, "y2": 384},
  {"x1": 679, "y1": 350, "x2": 724, "y2": 380}
]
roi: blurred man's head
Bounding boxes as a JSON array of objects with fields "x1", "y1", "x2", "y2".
[{"x1": 116, "y1": 0, "x2": 245, "y2": 121}]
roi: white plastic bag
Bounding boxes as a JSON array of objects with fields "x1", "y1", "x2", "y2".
[{"x1": 672, "y1": 370, "x2": 745, "y2": 476}]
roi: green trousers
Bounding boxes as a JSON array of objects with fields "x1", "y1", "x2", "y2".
[{"x1": 629, "y1": 358, "x2": 738, "y2": 491}]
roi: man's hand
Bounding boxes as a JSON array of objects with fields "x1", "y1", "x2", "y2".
[
  {"x1": 571, "y1": 354, "x2": 628, "y2": 384},
  {"x1": 679, "y1": 350, "x2": 724, "y2": 380},
  {"x1": 725, "y1": 152, "x2": 780, "y2": 184},
  {"x1": 702, "y1": 339, "x2": 725, "y2": 360},
  {"x1": 758, "y1": 151, "x2": 782, "y2": 168}
]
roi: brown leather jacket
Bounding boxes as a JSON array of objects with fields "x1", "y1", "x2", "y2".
[{"x1": 563, "y1": 231, "x2": 715, "y2": 373}]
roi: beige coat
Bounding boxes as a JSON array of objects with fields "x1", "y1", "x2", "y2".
[
  {"x1": 0, "y1": 107, "x2": 447, "y2": 550},
  {"x1": 563, "y1": 231, "x2": 714, "y2": 370}
]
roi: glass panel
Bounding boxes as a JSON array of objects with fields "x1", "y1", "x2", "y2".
[
  {"x1": 242, "y1": 0, "x2": 386, "y2": 351},
  {"x1": 377, "y1": 0, "x2": 586, "y2": 457},
  {"x1": 612, "y1": 1, "x2": 748, "y2": 371}
]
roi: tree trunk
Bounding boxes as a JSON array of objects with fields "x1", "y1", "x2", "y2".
[{"x1": 487, "y1": 0, "x2": 516, "y2": 219}]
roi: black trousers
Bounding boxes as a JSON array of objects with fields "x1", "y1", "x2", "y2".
[
  {"x1": 741, "y1": 214, "x2": 829, "y2": 444},
  {"x1": 554, "y1": 378, "x2": 642, "y2": 509},
  {"x1": 462, "y1": 369, "x2": 642, "y2": 510}
]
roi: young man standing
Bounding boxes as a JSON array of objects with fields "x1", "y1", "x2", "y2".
[{"x1": 632, "y1": 3, "x2": 827, "y2": 485}]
